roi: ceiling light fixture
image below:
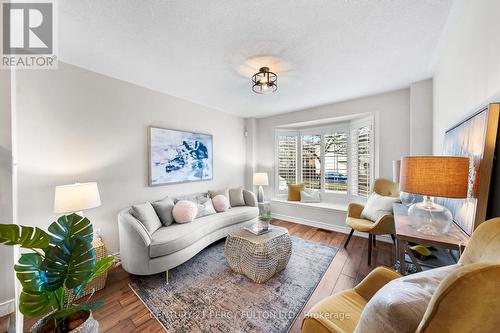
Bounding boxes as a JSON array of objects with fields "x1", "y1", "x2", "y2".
[{"x1": 252, "y1": 67, "x2": 277, "y2": 94}]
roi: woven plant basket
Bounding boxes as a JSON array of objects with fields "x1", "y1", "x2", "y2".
[{"x1": 31, "y1": 310, "x2": 99, "y2": 333}]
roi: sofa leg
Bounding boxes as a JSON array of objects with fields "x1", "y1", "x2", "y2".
[
  {"x1": 368, "y1": 234, "x2": 373, "y2": 266},
  {"x1": 344, "y1": 229, "x2": 355, "y2": 248},
  {"x1": 165, "y1": 270, "x2": 169, "y2": 285}
]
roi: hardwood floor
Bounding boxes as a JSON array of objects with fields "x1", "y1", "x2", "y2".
[{"x1": 21, "y1": 220, "x2": 395, "y2": 333}]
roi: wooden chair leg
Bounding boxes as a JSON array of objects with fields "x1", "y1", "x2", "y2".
[
  {"x1": 390, "y1": 234, "x2": 396, "y2": 245},
  {"x1": 368, "y1": 234, "x2": 373, "y2": 266},
  {"x1": 344, "y1": 229, "x2": 355, "y2": 248}
]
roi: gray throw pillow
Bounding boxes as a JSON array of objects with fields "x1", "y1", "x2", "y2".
[
  {"x1": 131, "y1": 202, "x2": 162, "y2": 233},
  {"x1": 196, "y1": 197, "x2": 217, "y2": 218},
  {"x1": 229, "y1": 187, "x2": 246, "y2": 207},
  {"x1": 151, "y1": 197, "x2": 175, "y2": 226}
]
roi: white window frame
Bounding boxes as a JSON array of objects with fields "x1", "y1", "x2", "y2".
[{"x1": 274, "y1": 116, "x2": 375, "y2": 201}]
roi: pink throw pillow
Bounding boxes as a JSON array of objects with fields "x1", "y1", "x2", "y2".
[
  {"x1": 172, "y1": 200, "x2": 198, "y2": 223},
  {"x1": 212, "y1": 195, "x2": 230, "y2": 212}
]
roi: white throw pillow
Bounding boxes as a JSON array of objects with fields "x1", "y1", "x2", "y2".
[
  {"x1": 196, "y1": 197, "x2": 217, "y2": 218},
  {"x1": 354, "y1": 264, "x2": 461, "y2": 333},
  {"x1": 360, "y1": 192, "x2": 400, "y2": 222},
  {"x1": 300, "y1": 188, "x2": 321, "y2": 203}
]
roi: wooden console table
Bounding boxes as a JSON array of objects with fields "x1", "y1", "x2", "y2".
[{"x1": 393, "y1": 203, "x2": 470, "y2": 275}]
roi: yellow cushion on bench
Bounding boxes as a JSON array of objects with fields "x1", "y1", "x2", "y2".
[{"x1": 288, "y1": 183, "x2": 305, "y2": 201}]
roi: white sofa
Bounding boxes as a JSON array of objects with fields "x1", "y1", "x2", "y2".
[{"x1": 118, "y1": 190, "x2": 259, "y2": 275}]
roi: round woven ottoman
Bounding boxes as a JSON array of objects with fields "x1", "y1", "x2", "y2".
[{"x1": 224, "y1": 226, "x2": 292, "y2": 283}]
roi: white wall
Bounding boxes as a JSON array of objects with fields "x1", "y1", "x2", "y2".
[
  {"x1": 433, "y1": 0, "x2": 500, "y2": 152},
  {"x1": 0, "y1": 69, "x2": 15, "y2": 316},
  {"x1": 410, "y1": 79, "x2": 433, "y2": 155},
  {"x1": 255, "y1": 88, "x2": 411, "y2": 199},
  {"x1": 16, "y1": 62, "x2": 247, "y2": 253}
]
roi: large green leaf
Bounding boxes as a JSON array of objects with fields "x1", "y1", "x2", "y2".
[
  {"x1": 0, "y1": 224, "x2": 50, "y2": 249},
  {"x1": 73, "y1": 256, "x2": 114, "y2": 297},
  {"x1": 48, "y1": 214, "x2": 93, "y2": 246},
  {"x1": 44, "y1": 237, "x2": 96, "y2": 291},
  {"x1": 19, "y1": 290, "x2": 51, "y2": 318},
  {"x1": 14, "y1": 253, "x2": 47, "y2": 292}
]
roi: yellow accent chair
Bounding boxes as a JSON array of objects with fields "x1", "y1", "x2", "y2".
[
  {"x1": 302, "y1": 217, "x2": 500, "y2": 333},
  {"x1": 344, "y1": 178, "x2": 400, "y2": 265}
]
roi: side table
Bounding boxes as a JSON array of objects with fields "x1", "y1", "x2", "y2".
[
  {"x1": 82, "y1": 237, "x2": 109, "y2": 296},
  {"x1": 393, "y1": 203, "x2": 469, "y2": 275}
]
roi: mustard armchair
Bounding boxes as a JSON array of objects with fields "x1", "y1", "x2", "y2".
[
  {"x1": 344, "y1": 178, "x2": 399, "y2": 265},
  {"x1": 302, "y1": 217, "x2": 500, "y2": 333}
]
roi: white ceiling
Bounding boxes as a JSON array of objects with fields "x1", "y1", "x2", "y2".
[{"x1": 59, "y1": 0, "x2": 453, "y2": 118}]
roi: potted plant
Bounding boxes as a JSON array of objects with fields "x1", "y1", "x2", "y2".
[
  {"x1": 0, "y1": 214, "x2": 114, "y2": 333},
  {"x1": 258, "y1": 214, "x2": 272, "y2": 231}
]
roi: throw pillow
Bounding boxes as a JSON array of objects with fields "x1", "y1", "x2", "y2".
[
  {"x1": 212, "y1": 194, "x2": 230, "y2": 212},
  {"x1": 288, "y1": 183, "x2": 305, "y2": 201},
  {"x1": 300, "y1": 188, "x2": 321, "y2": 203},
  {"x1": 360, "y1": 192, "x2": 400, "y2": 222},
  {"x1": 229, "y1": 187, "x2": 246, "y2": 207},
  {"x1": 196, "y1": 197, "x2": 217, "y2": 218},
  {"x1": 151, "y1": 196, "x2": 175, "y2": 226},
  {"x1": 172, "y1": 200, "x2": 198, "y2": 223},
  {"x1": 354, "y1": 264, "x2": 461, "y2": 333},
  {"x1": 208, "y1": 188, "x2": 230, "y2": 200},
  {"x1": 131, "y1": 202, "x2": 163, "y2": 233}
]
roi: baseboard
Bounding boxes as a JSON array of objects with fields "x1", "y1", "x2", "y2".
[
  {"x1": 0, "y1": 299, "x2": 15, "y2": 317},
  {"x1": 271, "y1": 213, "x2": 392, "y2": 243}
]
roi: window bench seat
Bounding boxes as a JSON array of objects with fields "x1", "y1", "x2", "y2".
[
  {"x1": 270, "y1": 198, "x2": 392, "y2": 243},
  {"x1": 270, "y1": 198, "x2": 348, "y2": 212}
]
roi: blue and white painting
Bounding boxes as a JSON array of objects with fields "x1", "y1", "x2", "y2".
[{"x1": 149, "y1": 127, "x2": 213, "y2": 186}]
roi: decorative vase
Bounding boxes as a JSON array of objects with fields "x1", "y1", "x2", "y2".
[
  {"x1": 258, "y1": 218, "x2": 270, "y2": 231},
  {"x1": 31, "y1": 310, "x2": 99, "y2": 333}
]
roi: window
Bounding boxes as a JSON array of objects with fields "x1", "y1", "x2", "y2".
[
  {"x1": 350, "y1": 124, "x2": 372, "y2": 198},
  {"x1": 275, "y1": 117, "x2": 374, "y2": 198},
  {"x1": 324, "y1": 132, "x2": 348, "y2": 192},
  {"x1": 301, "y1": 135, "x2": 321, "y2": 189},
  {"x1": 277, "y1": 134, "x2": 298, "y2": 191}
]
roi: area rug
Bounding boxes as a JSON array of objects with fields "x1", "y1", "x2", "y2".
[{"x1": 129, "y1": 236, "x2": 337, "y2": 333}]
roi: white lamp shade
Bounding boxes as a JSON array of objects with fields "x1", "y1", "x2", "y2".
[
  {"x1": 253, "y1": 172, "x2": 269, "y2": 186},
  {"x1": 54, "y1": 182, "x2": 101, "y2": 214}
]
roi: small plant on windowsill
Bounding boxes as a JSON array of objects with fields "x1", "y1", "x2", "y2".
[{"x1": 0, "y1": 214, "x2": 114, "y2": 333}]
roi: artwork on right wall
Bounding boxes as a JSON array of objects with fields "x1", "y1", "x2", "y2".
[{"x1": 436, "y1": 104, "x2": 499, "y2": 236}]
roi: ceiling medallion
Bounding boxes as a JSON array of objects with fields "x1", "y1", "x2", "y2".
[{"x1": 252, "y1": 67, "x2": 277, "y2": 94}]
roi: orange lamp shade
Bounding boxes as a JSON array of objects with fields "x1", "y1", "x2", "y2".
[{"x1": 400, "y1": 156, "x2": 470, "y2": 198}]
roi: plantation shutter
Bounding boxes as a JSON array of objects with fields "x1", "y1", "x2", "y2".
[
  {"x1": 301, "y1": 135, "x2": 321, "y2": 190},
  {"x1": 350, "y1": 124, "x2": 372, "y2": 198},
  {"x1": 277, "y1": 134, "x2": 298, "y2": 191},
  {"x1": 324, "y1": 132, "x2": 348, "y2": 192}
]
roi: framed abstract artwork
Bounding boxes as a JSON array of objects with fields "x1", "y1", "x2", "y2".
[
  {"x1": 436, "y1": 104, "x2": 499, "y2": 236},
  {"x1": 148, "y1": 127, "x2": 213, "y2": 186}
]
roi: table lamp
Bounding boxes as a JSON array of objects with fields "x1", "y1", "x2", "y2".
[
  {"x1": 54, "y1": 182, "x2": 101, "y2": 216},
  {"x1": 400, "y1": 156, "x2": 469, "y2": 235},
  {"x1": 253, "y1": 172, "x2": 269, "y2": 203}
]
